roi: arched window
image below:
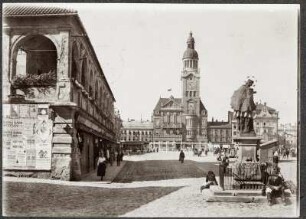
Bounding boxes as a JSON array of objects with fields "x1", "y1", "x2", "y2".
[
  {"x1": 89, "y1": 70, "x2": 93, "y2": 96},
  {"x1": 12, "y1": 35, "x2": 57, "y2": 86},
  {"x1": 71, "y1": 42, "x2": 79, "y2": 79},
  {"x1": 95, "y1": 80, "x2": 99, "y2": 100},
  {"x1": 99, "y1": 86, "x2": 103, "y2": 109},
  {"x1": 81, "y1": 58, "x2": 87, "y2": 88}
]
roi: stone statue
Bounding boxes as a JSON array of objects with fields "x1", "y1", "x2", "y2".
[{"x1": 230, "y1": 79, "x2": 256, "y2": 134}]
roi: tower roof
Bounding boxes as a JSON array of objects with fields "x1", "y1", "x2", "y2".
[{"x1": 183, "y1": 32, "x2": 198, "y2": 60}]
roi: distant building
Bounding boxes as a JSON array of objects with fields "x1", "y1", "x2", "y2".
[
  {"x1": 113, "y1": 109, "x2": 123, "y2": 146},
  {"x1": 278, "y1": 123, "x2": 297, "y2": 147},
  {"x1": 208, "y1": 112, "x2": 233, "y2": 145},
  {"x1": 2, "y1": 5, "x2": 118, "y2": 180},
  {"x1": 254, "y1": 102, "x2": 279, "y2": 142},
  {"x1": 120, "y1": 120, "x2": 153, "y2": 153},
  {"x1": 152, "y1": 32, "x2": 208, "y2": 151},
  {"x1": 232, "y1": 102, "x2": 279, "y2": 142}
]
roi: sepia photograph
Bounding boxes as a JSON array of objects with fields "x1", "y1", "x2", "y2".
[{"x1": 2, "y1": 3, "x2": 300, "y2": 217}]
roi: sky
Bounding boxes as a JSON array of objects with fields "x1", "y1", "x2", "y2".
[{"x1": 7, "y1": 3, "x2": 299, "y2": 124}]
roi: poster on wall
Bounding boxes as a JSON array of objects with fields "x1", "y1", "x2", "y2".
[{"x1": 3, "y1": 104, "x2": 53, "y2": 170}]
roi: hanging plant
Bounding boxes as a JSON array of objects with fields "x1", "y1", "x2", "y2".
[{"x1": 12, "y1": 70, "x2": 57, "y2": 88}]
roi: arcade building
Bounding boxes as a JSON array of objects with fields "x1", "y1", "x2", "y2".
[{"x1": 2, "y1": 5, "x2": 118, "y2": 181}]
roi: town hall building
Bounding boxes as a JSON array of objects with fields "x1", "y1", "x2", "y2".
[{"x1": 152, "y1": 33, "x2": 208, "y2": 151}]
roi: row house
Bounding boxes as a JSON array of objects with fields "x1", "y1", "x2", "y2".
[
  {"x1": 120, "y1": 120, "x2": 153, "y2": 153},
  {"x1": 208, "y1": 112, "x2": 232, "y2": 146},
  {"x1": 2, "y1": 5, "x2": 117, "y2": 180}
]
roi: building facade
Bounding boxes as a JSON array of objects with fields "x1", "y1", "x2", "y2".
[
  {"x1": 120, "y1": 120, "x2": 154, "y2": 153},
  {"x1": 278, "y1": 123, "x2": 297, "y2": 148},
  {"x1": 3, "y1": 5, "x2": 118, "y2": 180},
  {"x1": 231, "y1": 102, "x2": 279, "y2": 142},
  {"x1": 253, "y1": 103, "x2": 279, "y2": 142},
  {"x1": 207, "y1": 112, "x2": 233, "y2": 145},
  {"x1": 152, "y1": 33, "x2": 208, "y2": 151}
]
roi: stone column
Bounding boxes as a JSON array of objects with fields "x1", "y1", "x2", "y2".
[
  {"x1": 3, "y1": 29, "x2": 11, "y2": 101},
  {"x1": 52, "y1": 31, "x2": 71, "y2": 102},
  {"x1": 51, "y1": 106, "x2": 77, "y2": 181}
]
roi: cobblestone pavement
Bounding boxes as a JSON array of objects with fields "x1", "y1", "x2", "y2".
[
  {"x1": 124, "y1": 151, "x2": 223, "y2": 162},
  {"x1": 3, "y1": 153, "x2": 298, "y2": 217},
  {"x1": 120, "y1": 179, "x2": 298, "y2": 218},
  {"x1": 4, "y1": 174, "x2": 298, "y2": 218}
]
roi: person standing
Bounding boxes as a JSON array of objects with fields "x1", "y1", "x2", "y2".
[
  {"x1": 116, "y1": 151, "x2": 121, "y2": 166},
  {"x1": 97, "y1": 154, "x2": 106, "y2": 181},
  {"x1": 221, "y1": 154, "x2": 229, "y2": 173},
  {"x1": 179, "y1": 150, "x2": 185, "y2": 163},
  {"x1": 273, "y1": 150, "x2": 279, "y2": 164}
]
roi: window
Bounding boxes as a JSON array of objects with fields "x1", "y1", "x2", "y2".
[
  {"x1": 81, "y1": 58, "x2": 87, "y2": 87},
  {"x1": 89, "y1": 70, "x2": 93, "y2": 96},
  {"x1": 12, "y1": 35, "x2": 57, "y2": 87},
  {"x1": 71, "y1": 42, "x2": 79, "y2": 79}
]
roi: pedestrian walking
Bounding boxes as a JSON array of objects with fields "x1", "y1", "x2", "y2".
[
  {"x1": 116, "y1": 151, "x2": 121, "y2": 166},
  {"x1": 97, "y1": 154, "x2": 107, "y2": 181},
  {"x1": 179, "y1": 150, "x2": 185, "y2": 163},
  {"x1": 120, "y1": 151, "x2": 124, "y2": 162}
]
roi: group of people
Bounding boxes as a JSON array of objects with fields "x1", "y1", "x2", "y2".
[
  {"x1": 199, "y1": 152, "x2": 289, "y2": 206},
  {"x1": 97, "y1": 150, "x2": 124, "y2": 181}
]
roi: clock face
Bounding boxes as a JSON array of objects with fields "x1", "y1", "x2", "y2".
[{"x1": 188, "y1": 81, "x2": 196, "y2": 90}]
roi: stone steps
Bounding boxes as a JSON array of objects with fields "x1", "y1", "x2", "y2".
[{"x1": 206, "y1": 185, "x2": 293, "y2": 203}]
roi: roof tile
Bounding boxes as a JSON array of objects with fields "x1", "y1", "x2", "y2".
[{"x1": 3, "y1": 5, "x2": 77, "y2": 17}]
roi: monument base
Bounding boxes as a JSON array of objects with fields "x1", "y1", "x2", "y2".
[{"x1": 233, "y1": 136, "x2": 261, "y2": 162}]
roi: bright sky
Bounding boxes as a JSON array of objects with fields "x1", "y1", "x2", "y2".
[{"x1": 8, "y1": 3, "x2": 299, "y2": 124}]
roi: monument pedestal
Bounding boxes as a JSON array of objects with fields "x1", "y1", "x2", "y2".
[{"x1": 233, "y1": 135, "x2": 261, "y2": 162}]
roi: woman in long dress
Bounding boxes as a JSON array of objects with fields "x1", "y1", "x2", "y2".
[{"x1": 97, "y1": 154, "x2": 106, "y2": 181}]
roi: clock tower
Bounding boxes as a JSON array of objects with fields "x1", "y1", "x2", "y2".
[{"x1": 181, "y1": 32, "x2": 207, "y2": 143}]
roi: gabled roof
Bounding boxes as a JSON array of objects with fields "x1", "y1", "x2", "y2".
[
  {"x1": 153, "y1": 97, "x2": 182, "y2": 112},
  {"x1": 3, "y1": 5, "x2": 78, "y2": 17},
  {"x1": 200, "y1": 100, "x2": 207, "y2": 112},
  {"x1": 255, "y1": 103, "x2": 277, "y2": 115}
]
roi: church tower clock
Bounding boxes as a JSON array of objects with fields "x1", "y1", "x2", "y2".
[{"x1": 181, "y1": 32, "x2": 207, "y2": 143}]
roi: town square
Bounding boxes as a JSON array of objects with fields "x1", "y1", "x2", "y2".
[{"x1": 2, "y1": 3, "x2": 300, "y2": 218}]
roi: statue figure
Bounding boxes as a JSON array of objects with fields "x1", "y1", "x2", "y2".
[{"x1": 230, "y1": 79, "x2": 256, "y2": 134}]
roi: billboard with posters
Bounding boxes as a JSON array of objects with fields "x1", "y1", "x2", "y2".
[{"x1": 3, "y1": 104, "x2": 53, "y2": 170}]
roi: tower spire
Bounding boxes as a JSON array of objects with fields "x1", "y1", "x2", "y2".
[{"x1": 187, "y1": 31, "x2": 195, "y2": 49}]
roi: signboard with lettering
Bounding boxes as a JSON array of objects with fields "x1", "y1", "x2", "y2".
[{"x1": 3, "y1": 104, "x2": 53, "y2": 170}]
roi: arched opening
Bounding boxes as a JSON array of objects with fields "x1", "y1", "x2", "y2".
[
  {"x1": 12, "y1": 35, "x2": 57, "y2": 87},
  {"x1": 81, "y1": 58, "x2": 87, "y2": 88},
  {"x1": 95, "y1": 81, "x2": 99, "y2": 100},
  {"x1": 71, "y1": 42, "x2": 79, "y2": 79},
  {"x1": 89, "y1": 70, "x2": 93, "y2": 97}
]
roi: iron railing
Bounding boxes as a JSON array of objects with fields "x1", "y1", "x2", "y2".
[{"x1": 219, "y1": 163, "x2": 264, "y2": 190}]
